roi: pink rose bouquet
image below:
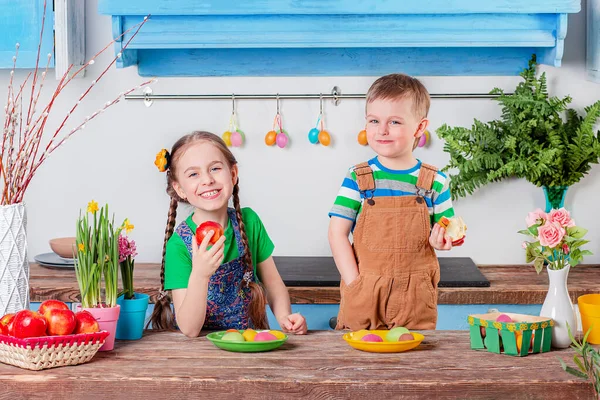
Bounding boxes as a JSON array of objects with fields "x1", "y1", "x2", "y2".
[{"x1": 519, "y1": 208, "x2": 591, "y2": 273}]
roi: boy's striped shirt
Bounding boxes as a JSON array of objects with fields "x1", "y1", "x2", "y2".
[{"x1": 329, "y1": 157, "x2": 455, "y2": 225}]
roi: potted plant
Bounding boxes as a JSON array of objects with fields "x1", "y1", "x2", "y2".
[
  {"x1": 74, "y1": 200, "x2": 127, "y2": 351},
  {"x1": 115, "y1": 225, "x2": 149, "y2": 340},
  {"x1": 519, "y1": 207, "x2": 592, "y2": 348},
  {"x1": 437, "y1": 55, "x2": 600, "y2": 210}
]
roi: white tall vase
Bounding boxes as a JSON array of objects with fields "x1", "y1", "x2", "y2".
[
  {"x1": 540, "y1": 264, "x2": 575, "y2": 349},
  {"x1": 0, "y1": 203, "x2": 30, "y2": 315}
]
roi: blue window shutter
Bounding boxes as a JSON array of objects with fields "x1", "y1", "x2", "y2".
[{"x1": 0, "y1": 0, "x2": 55, "y2": 69}]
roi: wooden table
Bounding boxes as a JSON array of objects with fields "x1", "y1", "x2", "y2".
[
  {"x1": 0, "y1": 331, "x2": 594, "y2": 399},
  {"x1": 29, "y1": 263, "x2": 600, "y2": 305}
]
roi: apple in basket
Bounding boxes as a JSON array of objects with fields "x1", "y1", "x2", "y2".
[
  {"x1": 74, "y1": 310, "x2": 100, "y2": 334},
  {"x1": 38, "y1": 299, "x2": 70, "y2": 316},
  {"x1": 39, "y1": 300, "x2": 76, "y2": 336},
  {"x1": 12, "y1": 310, "x2": 47, "y2": 339},
  {"x1": 0, "y1": 313, "x2": 15, "y2": 336},
  {"x1": 45, "y1": 308, "x2": 76, "y2": 336}
]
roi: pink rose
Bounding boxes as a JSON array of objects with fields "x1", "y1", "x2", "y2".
[
  {"x1": 538, "y1": 221, "x2": 566, "y2": 248},
  {"x1": 522, "y1": 241, "x2": 528, "y2": 249},
  {"x1": 526, "y1": 208, "x2": 547, "y2": 227},
  {"x1": 562, "y1": 244, "x2": 570, "y2": 255},
  {"x1": 548, "y1": 208, "x2": 575, "y2": 228}
]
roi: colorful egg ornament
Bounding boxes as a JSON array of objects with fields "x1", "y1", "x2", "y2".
[
  {"x1": 308, "y1": 128, "x2": 320, "y2": 144},
  {"x1": 357, "y1": 129, "x2": 368, "y2": 146},
  {"x1": 230, "y1": 129, "x2": 245, "y2": 147},
  {"x1": 265, "y1": 130, "x2": 277, "y2": 146},
  {"x1": 222, "y1": 130, "x2": 232, "y2": 146},
  {"x1": 275, "y1": 129, "x2": 289, "y2": 148}
]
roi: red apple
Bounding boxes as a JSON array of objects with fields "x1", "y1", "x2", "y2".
[
  {"x1": 0, "y1": 313, "x2": 15, "y2": 336},
  {"x1": 74, "y1": 311, "x2": 100, "y2": 334},
  {"x1": 38, "y1": 299, "x2": 69, "y2": 317},
  {"x1": 13, "y1": 310, "x2": 47, "y2": 339},
  {"x1": 45, "y1": 308, "x2": 76, "y2": 336},
  {"x1": 196, "y1": 221, "x2": 224, "y2": 246}
]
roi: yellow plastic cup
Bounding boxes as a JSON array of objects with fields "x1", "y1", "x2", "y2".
[{"x1": 578, "y1": 294, "x2": 600, "y2": 344}]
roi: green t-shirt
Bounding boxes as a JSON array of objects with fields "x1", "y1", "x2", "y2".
[{"x1": 164, "y1": 207, "x2": 275, "y2": 290}]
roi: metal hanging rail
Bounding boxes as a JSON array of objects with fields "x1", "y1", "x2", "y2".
[{"x1": 127, "y1": 86, "x2": 506, "y2": 107}]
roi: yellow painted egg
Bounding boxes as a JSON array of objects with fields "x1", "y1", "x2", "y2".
[
  {"x1": 269, "y1": 330, "x2": 286, "y2": 340},
  {"x1": 222, "y1": 131, "x2": 232, "y2": 146},
  {"x1": 242, "y1": 329, "x2": 257, "y2": 342}
]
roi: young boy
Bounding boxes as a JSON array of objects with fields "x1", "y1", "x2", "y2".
[{"x1": 328, "y1": 74, "x2": 455, "y2": 330}]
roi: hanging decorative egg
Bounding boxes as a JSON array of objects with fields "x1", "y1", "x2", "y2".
[
  {"x1": 230, "y1": 130, "x2": 245, "y2": 147},
  {"x1": 308, "y1": 128, "x2": 320, "y2": 144},
  {"x1": 357, "y1": 129, "x2": 368, "y2": 146},
  {"x1": 318, "y1": 130, "x2": 331, "y2": 146},
  {"x1": 265, "y1": 130, "x2": 277, "y2": 146},
  {"x1": 222, "y1": 131, "x2": 232, "y2": 147},
  {"x1": 417, "y1": 129, "x2": 430, "y2": 148},
  {"x1": 275, "y1": 129, "x2": 289, "y2": 148}
]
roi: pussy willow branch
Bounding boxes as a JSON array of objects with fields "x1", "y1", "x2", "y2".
[{"x1": 2, "y1": 10, "x2": 152, "y2": 205}]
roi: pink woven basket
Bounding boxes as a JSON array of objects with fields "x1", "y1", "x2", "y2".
[{"x1": 0, "y1": 331, "x2": 109, "y2": 370}]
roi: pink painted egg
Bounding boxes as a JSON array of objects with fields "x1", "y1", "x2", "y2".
[{"x1": 254, "y1": 331, "x2": 278, "y2": 341}]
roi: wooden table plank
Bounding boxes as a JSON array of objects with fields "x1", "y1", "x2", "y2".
[
  {"x1": 28, "y1": 263, "x2": 600, "y2": 305},
  {"x1": 0, "y1": 331, "x2": 594, "y2": 399}
]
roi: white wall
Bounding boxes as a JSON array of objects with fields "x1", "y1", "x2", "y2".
[{"x1": 2, "y1": 0, "x2": 599, "y2": 265}]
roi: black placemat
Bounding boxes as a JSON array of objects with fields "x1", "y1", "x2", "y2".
[{"x1": 274, "y1": 256, "x2": 489, "y2": 288}]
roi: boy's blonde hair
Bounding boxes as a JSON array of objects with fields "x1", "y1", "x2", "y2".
[{"x1": 366, "y1": 74, "x2": 430, "y2": 119}]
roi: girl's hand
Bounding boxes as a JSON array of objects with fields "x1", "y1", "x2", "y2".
[
  {"x1": 429, "y1": 223, "x2": 452, "y2": 251},
  {"x1": 277, "y1": 313, "x2": 307, "y2": 335},
  {"x1": 192, "y1": 231, "x2": 226, "y2": 279}
]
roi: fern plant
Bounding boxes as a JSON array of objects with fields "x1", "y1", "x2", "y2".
[{"x1": 437, "y1": 55, "x2": 600, "y2": 200}]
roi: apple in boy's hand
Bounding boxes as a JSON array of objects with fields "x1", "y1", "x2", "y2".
[
  {"x1": 74, "y1": 311, "x2": 100, "y2": 334},
  {"x1": 0, "y1": 313, "x2": 15, "y2": 336},
  {"x1": 38, "y1": 299, "x2": 69, "y2": 317},
  {"x1": 196, "y1": 221, "x2": 224, "y2": 246},
  {"x1": 12, "y1": 310, "x2": 47, "y2": 338},
  {"x1": 45, "y1": 309, "x2": 76, "y2": 335}
]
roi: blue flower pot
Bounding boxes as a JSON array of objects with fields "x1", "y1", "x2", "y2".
[{"x1": 116, "y1": 293, "x2": 149, "y2": 340}]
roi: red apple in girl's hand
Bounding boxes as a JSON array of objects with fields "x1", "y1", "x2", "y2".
[
  {"x1": 196, "y1": 221, "x2": 224, "y2": 246},
  {"x1": 74, "y1": 311, "x2": 100, "y2": 334},
  {"x1": 13, "y1": 310, "x2": 47, "y2": 338},
  {"x1": 0, "y1": 313, "x2": 15, "y2": 336},
  {"x1": 45, "y1": 309, "x2": 76, "y2": 335},
  {"x1": 38, "y1": 299, "x2": 69, "y2": 316}
]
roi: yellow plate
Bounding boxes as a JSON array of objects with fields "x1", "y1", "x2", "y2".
[{"x1": 343, "y1": 330, "x2": 425, "y2": 353}]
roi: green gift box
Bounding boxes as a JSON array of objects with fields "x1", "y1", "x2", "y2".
[{"x1": 467, "y1": 312, "x2": 554, "y2": 356}]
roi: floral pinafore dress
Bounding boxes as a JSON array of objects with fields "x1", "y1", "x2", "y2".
[{"x1": 175, "y1": 208, "x2": 254, "y2": 329}]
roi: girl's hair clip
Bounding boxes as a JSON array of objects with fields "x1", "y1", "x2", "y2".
[{"x1": 154, "y1": 149, "x2": 171, "y2": 172}]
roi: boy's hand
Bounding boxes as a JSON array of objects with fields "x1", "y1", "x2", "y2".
[
  {"x1": 191, "y1": 230, "x2": 226, "y2": 279},
  {"x1": 429, "y1": 223, "x2": 452, "y2": 251},
  {"x1": 277, "y1": 313, "x2": 308, "y2": 335}
]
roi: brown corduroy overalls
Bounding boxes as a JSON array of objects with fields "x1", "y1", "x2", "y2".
[{"x1": 336, "y1": 161, "x2": 440, "y2": 331}]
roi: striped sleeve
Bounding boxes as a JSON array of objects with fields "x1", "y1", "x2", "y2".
[
  {"x1": 431, "y1": 172, "x2": 455, "y2": 223},
  {"x1": 329, "y1": 168, "x2": 362, "y2": 222}
]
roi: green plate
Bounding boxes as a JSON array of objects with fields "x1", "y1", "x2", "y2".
[{"x1": 206, "y1": 331, "x2": 288, "y2": 352}]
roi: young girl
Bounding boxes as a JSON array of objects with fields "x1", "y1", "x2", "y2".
[{"x1": 149, "y1": 131, "x2": 307, "y2": 337}]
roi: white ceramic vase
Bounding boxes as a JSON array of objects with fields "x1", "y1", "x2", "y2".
[
  {"x1": 540, "y1": 263, "x2": 576, "y2": 349},
  {"x1": 0, "y1": 203, "x2": 30, "y2": 315}
]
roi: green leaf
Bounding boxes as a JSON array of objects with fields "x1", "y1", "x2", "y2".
[
  {"x1": 525, "y1": 245, "x2": 537, "y2": 263},
  {"x1": 574, "y1": 355, "x2": 586, "y2": 373},
  {"x1": 518, "y1": 229, "x2": 533, "y2": 236},
  {"x1": 567, "y1": 227, "x2": 588, "y2": 239},
  {"x1": 528, "y1": 225, "x2": 539, "y2": 236},
  {"x1": 533, "y1": 257, "x2": 544, "y2": 274}
]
